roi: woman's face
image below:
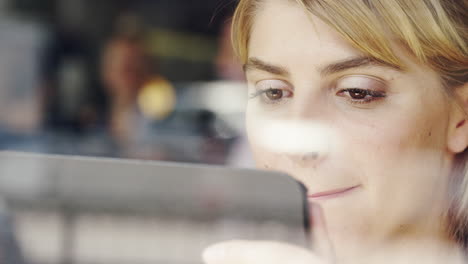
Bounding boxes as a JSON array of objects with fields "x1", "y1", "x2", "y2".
[{"x1": 245, "y1": 0, "x2": 460, "y2": 257}]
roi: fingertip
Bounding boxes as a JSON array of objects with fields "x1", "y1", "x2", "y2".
[
  {"x1": 203, "y1": 240, "x2": 323, "y2": 264},
  {"x1": 308, "y1": 202, "x2": 322, "y2": 220},
  {"x1": 202, "y1": 243, "x2": 226, "y2": 263},
  {"x1": 309, "y1": 202, "x2": 329, "y2": 234},
  {"x1": 308, "y1": 203, "x2": 335, "y2": 261},
  {"x1": 202, "y1": 240, "x2": 249, "y2": 264}
]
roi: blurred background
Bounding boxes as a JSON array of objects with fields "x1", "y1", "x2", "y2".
[
  {"x1": 0, "y1": 1, "x2": 271, "y2": 264},
  {"x1": 0, "y1": 0, "x2": 253, "y2": 166}
]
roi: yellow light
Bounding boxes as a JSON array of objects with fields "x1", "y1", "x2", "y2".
[{"x1": 137, "y1": 77, "x2": 176, "y2": 120}]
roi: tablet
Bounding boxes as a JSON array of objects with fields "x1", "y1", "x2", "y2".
[{"x1": 0, "y1": 151, "x2": 309, "y2": 264}]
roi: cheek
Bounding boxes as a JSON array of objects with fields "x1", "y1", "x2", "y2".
[
  {"x1": 250, "y1": 143, "x2": 281, "y2": 170},
  {"x1": 341, "y1": 86, "x2": 449, "y2": 174},
  {"x1": 248, "y1": 142, "x2": 313, "y2": 190},
  {"x1": 246, "y1": 110, "x2": 281, "y2": 170},
  {"x1": 346, "y1": 104, "x2": 451, "y2": 230},
  {"x1": 246, "y1": 110, "x2": 298, "y2": 177},
  {"x1": 246, "y1": 109, "x2": 263, "y2": 167}
]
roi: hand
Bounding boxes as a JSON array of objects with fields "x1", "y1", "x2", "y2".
[
  {"x1": 203, "y1": 240, "x2": 326, "y2": 264},
  {"x1": 202, "y1": 203, "x2": 334, "y2": 264}
]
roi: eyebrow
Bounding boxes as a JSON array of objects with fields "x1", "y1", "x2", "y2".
[
  {"x1": 320, "y1": 56, "x2": 402, "y2": 75},
  {"x1": 243, "y1": 56, "x2": 402, "y2": 76},
  {"x1": 244, "y1": 57, "x2": 289, "y2": 76}
]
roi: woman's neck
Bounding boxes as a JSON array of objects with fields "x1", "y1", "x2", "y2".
[
  {"x1": 332, "y1": 225, "x2": 466, "y2": 264},
  {"x1": 362, "y1": 237, "x2": 466, "y2": 264}
]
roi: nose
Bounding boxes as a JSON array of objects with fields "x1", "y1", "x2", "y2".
[
  {"x1": 283, "y1": 85, "x2": 331, "y2": 166},
  {"x1": 301, "y1": 152, "x2": 319, "y2": 161},
  {"x1": 286, "y1": 151, "x2": 325, "y2": 169},
  {"x1": 289, "y1": 84, "x2": 326, "y2": 120},
  {"x1": 252, "y1": 119, "x2": 333, "y2": 162}
]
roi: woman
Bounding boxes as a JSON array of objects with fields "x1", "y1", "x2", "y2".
[{"x1": 204, "y1": 0, "x2": 467, "y2": 263}]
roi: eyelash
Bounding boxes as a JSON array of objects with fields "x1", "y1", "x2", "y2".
[
  {"x1": 249, "y1": 88, "x2": 292, "y2": 104},
  {"x1": 250, "y1": 87, "x2": 385, "y2": 104},
  {"x1": 337, "y1": 88, "x2": 386, "y2": 105},
  {"x1": 249, "y1": 89, "x2": 274, "y2": 99}
]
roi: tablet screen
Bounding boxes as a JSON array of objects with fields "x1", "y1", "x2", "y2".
[{"x1": 0, "y1": 151, "x2": 308, "y2": 264}]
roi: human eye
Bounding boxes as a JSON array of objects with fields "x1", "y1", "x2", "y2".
[
  {"x1": 335, "y1": 75, "x2": 387, "y2": 105},
  {"x1": 249, "y1": 79, "x2": 293, "y2": 104}
]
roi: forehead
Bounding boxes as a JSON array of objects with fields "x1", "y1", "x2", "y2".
[{"x1": 248, "y1": 1, "x2": 361, "y2": 67}]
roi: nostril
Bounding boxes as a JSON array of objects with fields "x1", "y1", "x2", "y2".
[
  {"x1": 287, "y1": 151, "x2": 324, "y2": 168},
  {"x1": 301, "y1": 152, "x2": 319, "y2": 161}
]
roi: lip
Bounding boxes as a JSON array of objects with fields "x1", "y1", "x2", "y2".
[{"x1": 308, "y1": 185, "x2": 361, "y2": 200}]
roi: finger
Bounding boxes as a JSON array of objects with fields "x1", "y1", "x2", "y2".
[
  {"x1": 309, "y1": 203, "x2": 335, "y2": 262},
  {"x1": 202, "y1": 240, "x2": 323, "y2": 264}
]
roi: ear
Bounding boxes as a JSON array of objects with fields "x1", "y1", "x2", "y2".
[{"x1": 448, "y1": 83, "x2": 468, "y2": 154}]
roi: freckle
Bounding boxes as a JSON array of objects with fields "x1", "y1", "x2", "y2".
[{"x1": 264, "y1": 164, "x2": 270, "y2": 169}]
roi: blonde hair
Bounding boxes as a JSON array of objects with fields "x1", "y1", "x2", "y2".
[{"x1": 232, "y1": 0, "x2": 468, "y2": 246}]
